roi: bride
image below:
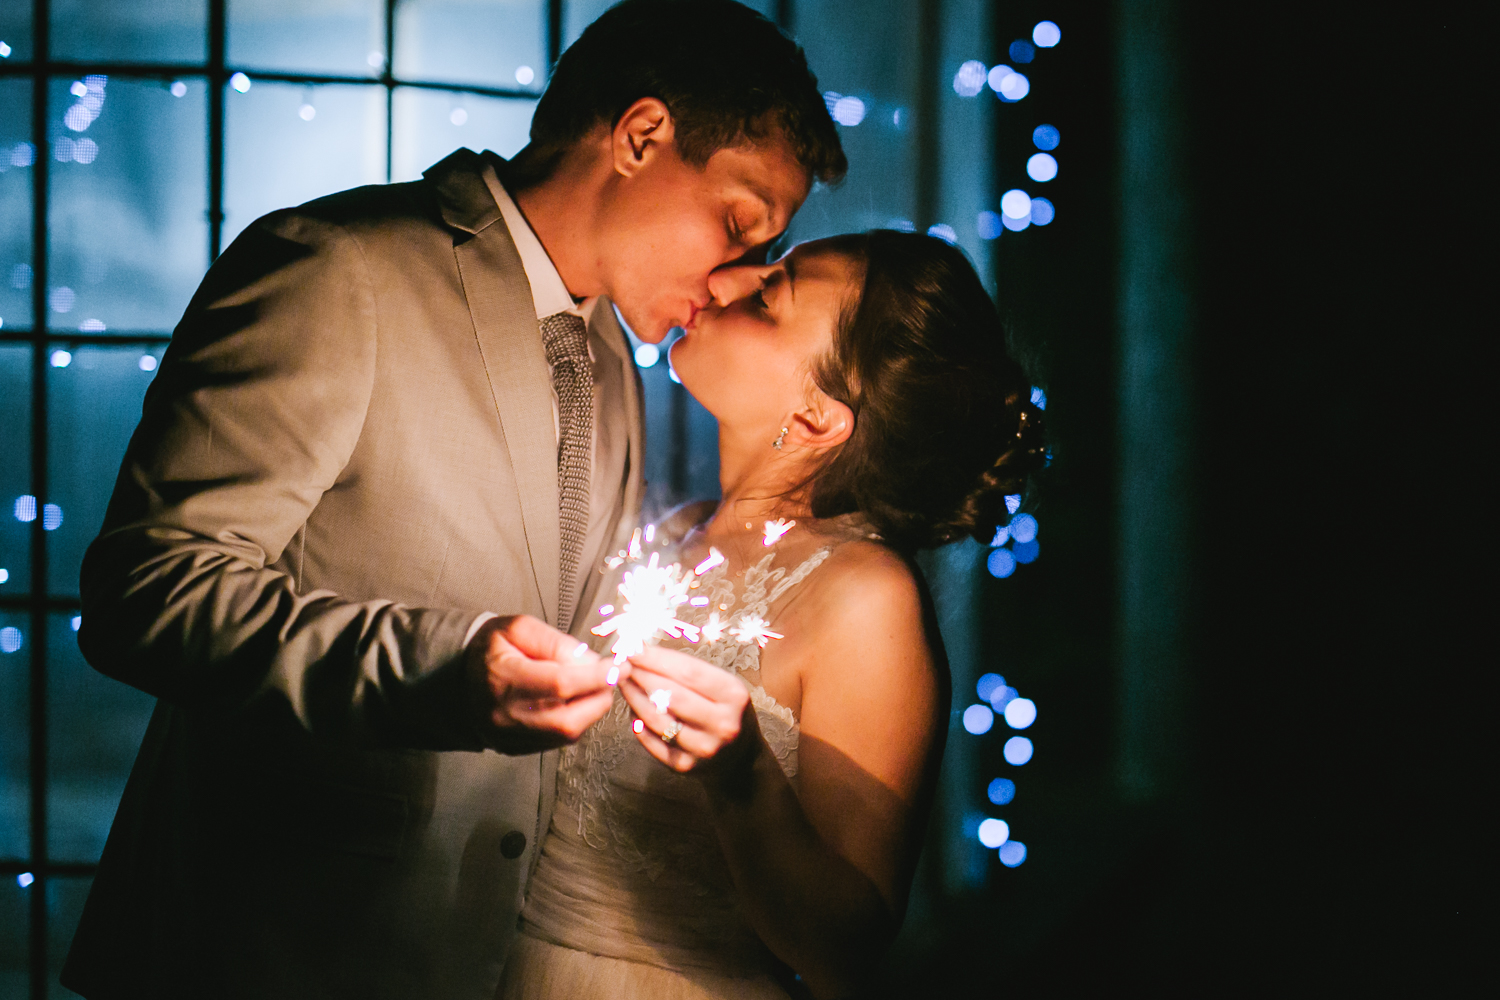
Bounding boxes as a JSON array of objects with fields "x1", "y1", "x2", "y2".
[{"x1": 499, "y1": 229, "x2": 1046, "y2": 999}]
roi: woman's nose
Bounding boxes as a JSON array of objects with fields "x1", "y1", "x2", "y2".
[{"x1": 706, "y1": 263, "x2": 777, "y2": 308}]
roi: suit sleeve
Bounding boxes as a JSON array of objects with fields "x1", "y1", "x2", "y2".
[{"x1": 78, "y1": 209, "x2": 486, "y2": 751}]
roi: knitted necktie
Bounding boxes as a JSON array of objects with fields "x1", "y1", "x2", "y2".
[{"x1": 540, "y1": 311, "x2": 593, "y2": 633}]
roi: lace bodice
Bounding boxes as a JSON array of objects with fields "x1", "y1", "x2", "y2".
[{"x1": 518, "y1": 521, "x2": 853, "y2": 978}]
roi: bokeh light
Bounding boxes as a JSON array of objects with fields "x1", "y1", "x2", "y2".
[
  {"x1": 1003, "y1": 736, "x2": 1034, "y2": 765},
  {"x1": 1009, "y1": 513, "x2": 1038, "y2": 543},
  {"x1": 15, "y1": 872, "x2": 34, "y2": 888},
  {"x1": 449, "y1": 108, "x2": 467, "y2": 125},
  {"x1": 977, "y1": 818, "x2": 1010, "y2": 848},
  {"x1": 986, "y1": 547, "x2": 1016, "y2": 579},
  {"x1": 1001, "y1": 189, "x2": 1032, "y2": 220},
  {"x1": 963, "y1": 704, "x2": 995, "y2": 735},
  {"x1": 989, "y1": 524, "x2": 1009, "y2": 547},
  {"x1": 515, "y1": 65, "x2": 535, "y2": 86},
  {"x1": 299, "y1": 104, "x2": 316, "y2": 121},
  {"x1": 634, "y1": 343, "x2": 660, "y2": 368},
  {"x1": 1033, "y1": 21, "x2": 1062, "y2": 47},
  {"x1": 230, "y1": 72, "x2": 251, "y2": 94},
  {"x1": 989, "y1": 685, "x2": 1017, "y2": 712},
  {"x1": 42, "y1": 504, "x2": 63, "y2": 531},
  {"x1": 0, "y1": 569, "x2": 8, "y2": 584},
  {"x1": 833, "y1": 96, "x2": 866, "y2": 126},
  {"x1": 0, "y1": 627, "x2": 22, "y2": 654},
  {"x1": 14, "y1": 495, "x2": 36, "y2": 522},
  {"x1": 1033, "y1": 124, "x2": 1060, "y2": 150},
  {"x1": 1004, "y1": 697, "x2": 1037, "y2": 730},
  {"x1": 976, "y1": 210, "x2": 1003, "y2": 240},
  {"x1": 71, "y1": 616, "x2": 82, "y2": 631},
  {"x1": 1009, "y1": 40, "x2": 1036, "y2": 64},
  {"x1": 50, "y1": 350, "x2": 72, "y2": 368},
  {"x1": 999, "y1": 841, "x2": 1028, "y2": 867},
  {"x1": 49, "y1": 286, "x2": 75, "y2": 313},
  {"x1": 997, "y1": 72, "x2": 1030, "y2": 102},
  {"x1": 1013, "y1": 539, "x2": 1040, "y2": 564},
  {"x1": 987, "y1": 777, "x2": 1016, "y2": 805},
  {"x1": 1005, "y1": 494, "x2": 1022, "y2": 515},
  {"x1": 1031, "y1": 198, "x2": 1055, "y2": 226},
  {"x1": 1031, "y1": 386, "x2": 1048, "y2": 409},
  {"x1": 976, "y1": 673, "x2": 1004, "y2": 701},
  {"x1": 952, "y1": 60, "x2": 987, "y2": 97},
  {"x1": 927, "y1": 223, "x2": 957, "y2": 244},
  {"x1": 1027, "y1": 152, "x2": 1058, "y2": 182},
  {"x1": 170, "y1": 81, "x2": 188, "y2": 98},
  {"x1": 139, "y1": 354, "x2": 158, "y2": 372}
]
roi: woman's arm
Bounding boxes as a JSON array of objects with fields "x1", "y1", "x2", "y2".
[{"x1": 620, "y1": 544, "x2": 946, "y2": 997}]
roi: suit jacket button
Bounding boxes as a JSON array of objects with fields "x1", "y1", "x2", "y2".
[{"x1": 500, "y1": 831, "x2": 527, "y2": 859}]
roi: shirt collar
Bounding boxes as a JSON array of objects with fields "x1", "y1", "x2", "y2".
[{"x1": 481, "y1": 159, "x2": 596, "y2": 324}]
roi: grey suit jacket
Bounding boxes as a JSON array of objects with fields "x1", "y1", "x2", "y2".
[{"x1": 60, "y1": 148, "x2": 645, "y2": 1000}]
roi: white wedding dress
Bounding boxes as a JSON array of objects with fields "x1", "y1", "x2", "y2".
[{"x1": 498, "y1": 519, "x2": 864, "y2": 999}]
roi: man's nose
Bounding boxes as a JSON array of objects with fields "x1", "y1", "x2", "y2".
[{"x1": 706, "y1": 263, "x2": 777, "y2": 308}]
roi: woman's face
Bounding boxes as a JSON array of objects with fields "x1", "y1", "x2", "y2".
[{"x1": 669, "y1": 241, "x2": 860, "y2": 436}]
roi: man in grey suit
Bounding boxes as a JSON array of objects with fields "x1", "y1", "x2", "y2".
[{"x1": 60, "y1": 2, "x2": 846, "y2": 997}]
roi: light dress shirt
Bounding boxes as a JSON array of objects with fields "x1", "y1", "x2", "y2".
[{"x1": 464, "y1": 161, "x2": 627, "y2": 646}]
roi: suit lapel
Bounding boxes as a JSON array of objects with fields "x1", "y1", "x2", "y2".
[{"x1": 428, "y1": 150, "x2": 560, "y2": 626}]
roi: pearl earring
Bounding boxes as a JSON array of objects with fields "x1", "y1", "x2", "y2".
[{"x1": 772, "y1": 427, "x2": 789, "y2": 450}]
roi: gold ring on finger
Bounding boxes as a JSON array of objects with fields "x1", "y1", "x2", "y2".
[{"x1": 660, "y1": 718, "x2": 684, "y2": 744}]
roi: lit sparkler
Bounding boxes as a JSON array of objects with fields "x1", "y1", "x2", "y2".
[
  {"x1": 763, "y1": 518, "x2": 796, "y2": 546},
  {"x1": 729, "y1": 613, "x2": 783, "y2": 648},
  {"x1": 591, "y1": 551, "x2": 701, "y2": 663}
]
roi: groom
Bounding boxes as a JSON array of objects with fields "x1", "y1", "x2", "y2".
[{"x1": 60, "y1": 2, "x2": 845, "y2": 997}]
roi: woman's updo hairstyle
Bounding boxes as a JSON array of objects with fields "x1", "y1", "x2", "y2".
[{"x1": 807, "y1": 229, "x2": 1046, "y2": 549}]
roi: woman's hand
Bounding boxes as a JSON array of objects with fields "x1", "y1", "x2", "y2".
[{"x1": 617, "y1": 645, "x2": 751, "y2": 773}]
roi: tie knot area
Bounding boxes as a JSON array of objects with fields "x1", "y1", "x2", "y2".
[{"x1": 541, "y1": 311, "x2": 591, "y2": 368}]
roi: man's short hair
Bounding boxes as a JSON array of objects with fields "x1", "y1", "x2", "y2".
[{"x1": 510, "y1": 0, "x2": 847, "y2": 188}]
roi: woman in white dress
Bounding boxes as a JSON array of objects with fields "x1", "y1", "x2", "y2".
[{"x1": 500, "y1": 230, "x2": 1046, "y2": 999}]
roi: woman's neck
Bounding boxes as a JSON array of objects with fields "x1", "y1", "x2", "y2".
[{"x1": 705, "y1": 421, "x2": 817, "y2": 546}]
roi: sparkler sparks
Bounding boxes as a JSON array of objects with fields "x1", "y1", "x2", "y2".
[
  {"x1": 699, "y1": 611, "x2": 728, "y2": 644},
  {"x1": 763, "y1": 518, "x2": 796, "y2": 546},
  {"x1": 694, "y1": 547, "x2": 726, "y2": 576},
  {"x1": 729, "y1": 614, "x2": 784, "y2": 648}
]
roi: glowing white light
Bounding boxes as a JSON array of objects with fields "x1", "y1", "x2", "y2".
[
  {"x1": 71, "y1": 616, "x2": 81, "y2": 631},
  {"x1": 976, "y1": 211, "x2": 1003, "y2": 240},
  {"x1": 628, "y1": 527, "x2": 643, "y2": 559},
  {"x1": 42, "y1": 504, "x2": 62, "y2": 531},
  {"x1": 689, "y1": 596, "x2": 709, "y2": 606},
  {"x1": 1001, "y1": 190, "x2": 1032, "y2": 220},
  {"x1": 50, "y1": 350, "x2": 72, "y2": 368},
  {"x1": 632, "y1": 718, "x2": 644, "y2": 734},
  {"x1": 367, "y1": 51, "x2": 385, "y2": 68},
  {"x1": 1009, "y1": 40, "x2": 1036, "y2": 64},
  {"x1": 927, "y1": 223, "x2": 957, "y2": 244},
  {"x1": 11, "y1": 142, "x2": 35, "y2": 168},
  {"x1": 73, "y1": 138, "x2": 98, "y2": 164},
  {"x1": 0, "y1": 627, "x2": 21, "y2": 654},
  {"x1": 79, "y1": 318, "x2": 104, "y2": 332},
  {"x1": 730, "y1": 614, "x2": 783, "y2": 648},
  {"x1": 987, "y1": 65, "x2": 1012, "y2": 92},
  {"x1": 515, "y1": 65, "x2": 535, "y2": 86},
  {"x1": 1031, "y1": 198, "x2": 1055, "y2": 226},
  {"x1": 989, "y1": 685, "x2": 1017, "y2": 712},
  {"x1": 0, "y1": 42, "x2": 12, "y2": 58},
  {"x1": 1005, "y1": 494, "x2": 1021, "y2": 515},
  {"x1": 699, "y1": 611, "x2": 728, "y2": 644},
  {"x1": 989, "y1": 524, "x2": 1010, "y2": 547},
  {"x1": 11, "y1": 264, "x2": 31, "y2": 289},
  {"x1": 53, "y1": 137, "x2": 76, "y2": 162},
  {"x1": 605, "y1": 665, "x2": 620, "y2": 685},
  {"x1": 299, "y1": 104, "x2": 316, "y2": 121},
  {"x1": 634, "y1": 343, "x2": 660, "y2": 368},
  {"x1": 139, "y1": 354, "x2": 158, "y2": 372},
  {"x1": 230, "y1": 73, "x2": 251, "y2": 94},
  {"x1": 1031, "y1": 386, "x2": 1047, "y2": 409},
  {"x1": 988, "y1": 777, "x2": 1016, "y2": 805},
  {"x1": 1003, "y1": 736, "x2": 1034, "y2": 765},
  {"x1": 693, "y1": 547, "x2": 725, "y2": 575},
  {"x1": 832, "y1": 96, "x2": 866, "y2": 126},
  {"x1": 953, "y1": 60, "x2": 988, "y2": 97},
  {"x1": 14, "y1": 495, "x2": 36, "y2": 522},
  {"x1": 887, "y1": 219, "x2": 916, "y2": 233},
  {"x1": 449, "y1": 107, "x2": 467, "y2": 125},
  {"x1": 986, "y1": 548, "x2": 1016, "y2": 579},
  {"x1": 649, "y1": 688, "x2": 672, "y2": 714},
  {"x1": 591, "y1": 551, "x2": 701, "y2": 663},
  {"x1": 962, "y1": 704, "x2": 994, "y2": 735},
  {"x1": 0, "y1": 569, "x2": 7, "y2": 583},
  {"x1": 999, "y1": 840, "x2": 1027, "y2": 866},
  {"x1": 1013, "y1": 539, "x2": 1040, "y2": 564},
  {"x1": 998, "y1": 72, "x2": 1030, "y2": 102},
  {"x1": 644, "y1": 523, "x2": 656, "y2": 543},
  {"x1": 1004, "y1": 697, "x2": 1037, "y2": 730},
  {"x1": 1009, "y1": 513, "x2": 1038, "y2": 543},
  {"x1": 976, "y1": 673, "x2": 1004, "y2": 701},
  {"x1": 599, "y1": 604, "x2": 614, "y2": 615},
  {"x1": 668, "y1": 366, "x2": 682, "y2": 384},
  {"x1": 1027, "y1": 153, "x2": 1057, "y2": 182},
  {"x1": 978, "y1": 818, "x2": 1010, "y2": 848},
  {"x1": 1033, "y1": 124, "x2": 1060, "y2": 150},
  {"x1": 763, "y1": 518, "x2": 796, "y2": 546},
  {"x1": 70, "y1": 81, "x2": 88, "y2": 98},
  {"x1": 16, "y1": 872, "x2": 33, "y2": 888},
  {"x1": 1033, "y1": 21, "x2": 1061, "y2": 47}
]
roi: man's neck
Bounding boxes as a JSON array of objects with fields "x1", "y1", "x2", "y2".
[{"x1": 510, "y1": 150, "x2": 607, "y2": 302}]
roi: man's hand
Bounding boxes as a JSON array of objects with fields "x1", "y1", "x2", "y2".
[{"x1": 466, "y1": 615, "x2": 625, "y2": 754}]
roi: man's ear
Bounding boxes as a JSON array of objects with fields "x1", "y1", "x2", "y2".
[
  {"x1": 612, "y1": 97, "x2": 675, "y2": 178},
  {"x1": 786, "y1": 396, "x2": 855, "y2": 452}
]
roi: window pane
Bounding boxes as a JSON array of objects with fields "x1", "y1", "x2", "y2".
[
  {"x1": 787, "y1": 1, "x2": 922, "y2": 240},
  {"x1": 224, "y1": 81, "x2": 387, "y2": 248},
  {"x1": 0, "y1": 345, "x2": 30, "y2": 600},
  {"x1": 48, "y1": 614, "x2": 154, "y2": 863},
  {"x1": 394, "y1": 0, "x2": 544, "y2": 91},
  {"x1": 1, "y1": 873, "x2": 28, "y2": 997},
  {"x1": 1, "y1": 78, "x2": 33, "y2": 332},
  {"x1": 0, "y1": 1, "x2": 33, "y2": 64},
  {"x1": 50, "y1": 0, "x2": 207, "y2": 65},
  {"x1": 48, "y1": 605, "x2": 153, "y2": 863},
  {"x1": 47, "y1": 877, "x2": 93, "y2": 998},
  {"x1": 391, "y1": 88, "x2": 533, "y2": 183},
  {"x1": 228, "y1": 0, "x2": 385, "y2": 78},
  {"x1": 48, "y1": 76, "x2": 208, "y2": 334},
  {"x1": 46, "y1": 346, "x2": 162, "y2": 599},
  {"x1": 0, "y1": 610, "x2": 28, "y2": 861}
]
